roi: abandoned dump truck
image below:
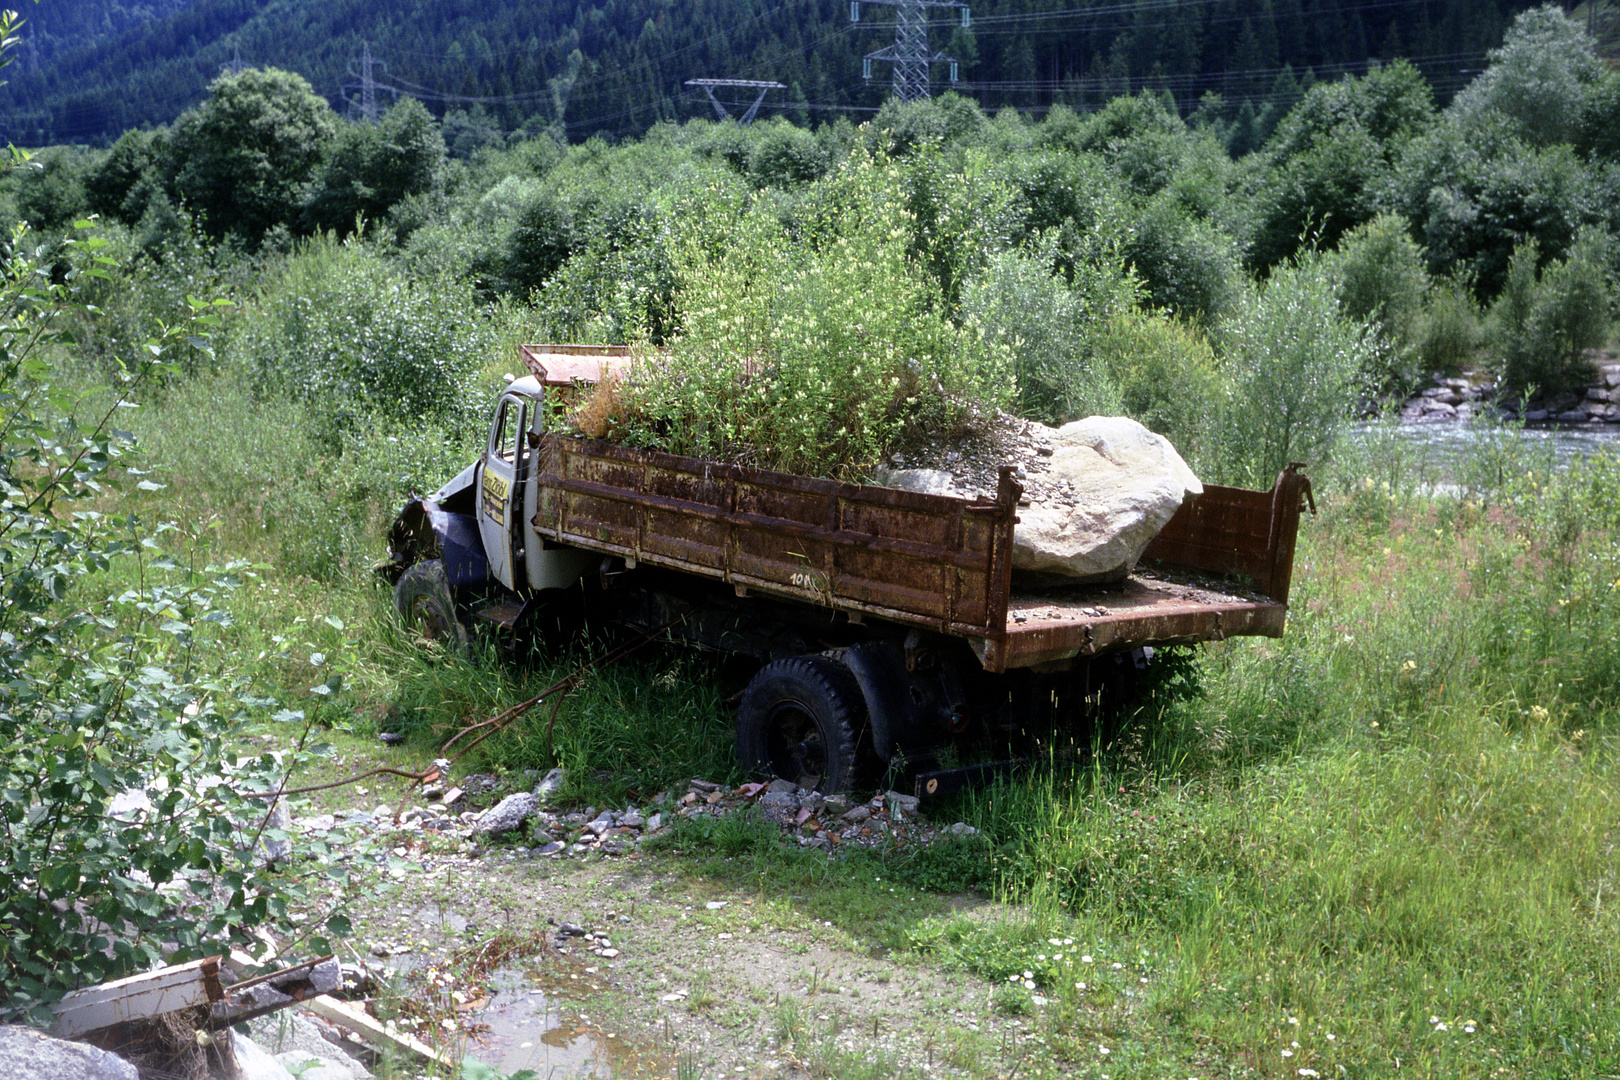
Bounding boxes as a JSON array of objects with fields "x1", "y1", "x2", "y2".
[{"x1": 382, "y1": 345, "x2": 1313, "y2": 797}]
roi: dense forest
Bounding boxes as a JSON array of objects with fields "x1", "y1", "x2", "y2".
[{"x1": 0, "y1": 0, "x2": 1557, "y2": 146}]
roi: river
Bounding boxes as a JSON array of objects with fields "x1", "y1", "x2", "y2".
[{"x1": 1344, "y1": 419, "x2": 1620, "y2": 491}]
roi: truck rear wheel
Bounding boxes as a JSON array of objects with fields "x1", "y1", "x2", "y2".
[
  {"x1": 736, "y1": 656, "x2": 867, "y2": 795},
  {"x1": 394, "y1": 559, "x2": 469, "y2": 654}
]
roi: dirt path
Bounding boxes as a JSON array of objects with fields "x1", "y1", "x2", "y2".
[{"x1": 346, "y1": 851, "x2": 1041, "y2": 1079}]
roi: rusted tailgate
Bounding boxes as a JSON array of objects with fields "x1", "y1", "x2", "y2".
[
  {"x1": 531, "y1": 436, "x2": 1019, "y2": 637},
  {"x1": 973, "y1": 467, "x2": 1313, "y2": 671}
]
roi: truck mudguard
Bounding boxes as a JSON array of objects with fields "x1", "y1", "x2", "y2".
[
  {"x1": 426, "y1": 506, "x2": 489, "y2": 587},
  {"x1": 385, "y1": 498, "x2": 489, "y2": 588},
  {"x1": 843, "y1": 640, "x2": 936, "y2": 764}
]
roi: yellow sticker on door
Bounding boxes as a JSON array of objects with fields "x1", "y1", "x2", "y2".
[{"x1": 481, "y1": 469, "x2": 510, "y2": 526}]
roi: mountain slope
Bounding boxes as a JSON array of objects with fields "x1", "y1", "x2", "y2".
[{"x1": 1, "y1": 0, "x2": 1538, "y2": 146}]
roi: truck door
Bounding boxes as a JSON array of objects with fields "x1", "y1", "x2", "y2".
[{"x1": 478, "y1": 395, "x2": 527, "y2": 591}]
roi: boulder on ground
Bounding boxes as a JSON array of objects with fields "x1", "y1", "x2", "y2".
[
  {"x1": 1013, "y1": 417, "x2": 1201, "y2": 583},
  {"x1": 0, "y1": 1025, "x2": 137, "y2": 1080},
  {"x1": 473, "y1": 791, "x2": 538, "y2": 835}
]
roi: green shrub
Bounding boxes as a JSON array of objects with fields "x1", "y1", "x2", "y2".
[
  {"x1": 1414, "y1": 275, "x2": 1483, "y2": 376},
  {"x1": 959, "y1": 238, "x2": 1128, "y2": 426},
  {"x1": 227, "y1": 234, "x2": 493, "y2": 436},
  {"x1": 1209, "y1": 252, "x2": 1376, "y2": 487},
  {"x1": 1123, "y1": 192, "x2": 1241, "y2": 327},
  {"x1": 610, "y1": 152, "x2": 1013, "y2": 479},
  {"x1": 747, "y1": 121, "x2": 830, "y2": 187},
  {"x1": 0, "y1": 222, "x2": 322, "y2": 1021},
  {"x1": 1095, "y1": 311, "x2": 1226, "y2": 467},
  {"x1": 1333, "y1": 213, "x2": 1430, "y2": 393},
  {"x1": 1491, "y1": 231, "x2": 1613, "y2": 396}
]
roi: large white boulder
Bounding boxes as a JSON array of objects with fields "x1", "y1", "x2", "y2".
[
  {"x1": 1012, "y1": 417, "x2": 1202, "y2": 584},
  {"x1": 0, "y1": 1026, "x2": 137, "y2": 1080}
]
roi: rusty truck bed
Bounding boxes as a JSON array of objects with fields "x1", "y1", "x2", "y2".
[{"x1": 530, "y1": 434, "x2": 1312, "y2": 673}]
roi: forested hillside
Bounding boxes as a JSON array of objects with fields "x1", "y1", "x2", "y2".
[{"x1": 2, "y1": 0, "x2": 1546, "y2": 146}]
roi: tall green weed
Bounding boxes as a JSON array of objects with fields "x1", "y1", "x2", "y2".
[{"x1": 611, "y1": 152, "x2": 1014, "y2": 478}]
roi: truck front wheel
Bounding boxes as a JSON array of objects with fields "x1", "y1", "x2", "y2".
[
  {"x1": 394, "y1": 560, "x2": 469, "y2": 654},
  {"x1": 736, "y1": 656, "x2": 867, "y2": 795}
]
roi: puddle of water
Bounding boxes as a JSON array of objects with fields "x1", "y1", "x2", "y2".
[
  {"x1": 414, "y1": 901, "x2": 471, "y2": 934},
  {"x1": 469, "y1": 966, "x2": 668, "y2": 1079}
]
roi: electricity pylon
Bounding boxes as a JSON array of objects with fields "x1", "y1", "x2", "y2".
[
  {"x1": 343, "y1": 41, "x2": 396, "y2": 122},
  {"x1": 850, "y1": 0, "x2": 970, "y2": 102},
  {"x1": 684, "y1": 79, "x2": 786, "y2": 124}
]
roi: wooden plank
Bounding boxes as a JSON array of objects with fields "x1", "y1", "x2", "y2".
[
  {"x1": 49, "y1": 956, "x2": 224, "y2": 1038},
  {"x1": 303, "y1": 995, "x2": 457, "y2": 1069}
]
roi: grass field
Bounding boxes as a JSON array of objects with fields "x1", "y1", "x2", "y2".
[{"x1": 97, "y1": 360, "x2": 1620, "y2": 1078}]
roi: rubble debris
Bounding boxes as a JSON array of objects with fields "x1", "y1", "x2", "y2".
[{"x1": 49, "y1": 957, "x2": 225, "y2": 1040}]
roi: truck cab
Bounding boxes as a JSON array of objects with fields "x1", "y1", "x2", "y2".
[{"x1": 380, "y1": 345, "x2": 631, "y2": 641}]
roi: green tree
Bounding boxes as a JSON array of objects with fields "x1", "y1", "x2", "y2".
[
  {"x1": 1450, "y1": 3, "x2": 1605, "y2": 150},
  {"x1": 1491, "y1": 230, "x2": 1613, "y2": 396},
  {"x1": 1253, "y1": 61, "x2": 1434, "y2": 269},
  {"x1": 1390, "y1": 118, "x2": 1596, "y2": 298},
  {"x1": 302, "y1": 97, "x2": 447, "y2": 236},
  {"x1": 168, "y1": 68, "x2": 339, "y2": 244},
  {"x1": 84, "y1": 128, "x2": 166, "y2": 224},
  {"x1": 9, "y1": 146, "x2": 91, "y2": 233}
]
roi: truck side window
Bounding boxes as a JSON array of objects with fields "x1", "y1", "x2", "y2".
[{"x1": 492, "y1": 401, "x2": 521, "y2": 464}]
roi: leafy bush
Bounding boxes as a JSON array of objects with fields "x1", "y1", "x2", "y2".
[
  {"x1": 1414, "y1": 275, "x2": 1483, "y2": 376},
  {"x1": 961, "y1": 239, "x2": 1127, "y2": 426},
  {"x1": 302, "y1": 98, "x2": 447, "y2": 236},
  {"x1": 1123, "y1": 192, "x2": 1241, "y2": 326},
  {"x1": 1094, "y1": 311, "x2": 1226, "y2": 468},
  {"x1": 1333, "y1": 213, "x2": 1429, "y2": 393},
  {"x1": 747, "y1": 121, "x2": 831, "y2": 187},
  {"x1": 1390, "y1": 117, "x2": 1597, "y2": 299},
  {"x1": 1209, "y1": 252, "x2": 1376, "y2": 487},
  {"x1": 0, "y1": 221, "x2": 319, "y2": 1021},
  {"x1": 227, "y1": 234, "x2": 493, "y2": 436},
  {"x1": 1490, "y1": 232, "x2": 1613, "y2": 396},
  {"x1": 605, "y1": 153, "x2": 1013, "y2": 479}
]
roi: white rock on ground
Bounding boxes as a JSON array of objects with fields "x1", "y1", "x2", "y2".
[
  {"x1": 232, "y1": 1032, "x2": 297, "y2": 1080},
  {"x1": 0, "y1": 1025, "x2": 138, "y2": 1080},
  {"x1": 473, "y1": 791, "x2": 539, "y2": 835},
  {"x1": 1012, "y1": 416, "x2": 1202, "y2": 583},
  {"x1": 247, "y1": 1012, "x2": 373, "y2": 1080},
  {"x1": 273, "y1": 1050, "x2": 357, "y2": 1080}
]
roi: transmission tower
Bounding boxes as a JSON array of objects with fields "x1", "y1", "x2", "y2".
[
  {"x1": 850, "y1": 0, "x2": 969, "y2": 102},
  {"x1": 220, "y1": 43, "x2": 249, "y2": 77},
  {"x1": 343, "y1": 41, "x2": 397, "y2": 122},
  {"x1": 684, "y1": 79, "x2": 786, "y2": 124}
]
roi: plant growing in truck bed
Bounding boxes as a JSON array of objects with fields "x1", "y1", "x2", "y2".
[{"x1": 577, "y1": 153, "x2": 1016, "y2": 481}]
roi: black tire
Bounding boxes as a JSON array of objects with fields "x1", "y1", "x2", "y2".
[
  {"x1": 736, "y1": 655, "x2": 868, "y2": 795},
  {"x1": 393, "y1": 560, "x2": 469, "y2": 653}
]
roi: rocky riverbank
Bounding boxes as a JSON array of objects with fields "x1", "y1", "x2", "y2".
[{"x1": 1400, "y1": 353, "x2": 1620, "y2": 425}]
